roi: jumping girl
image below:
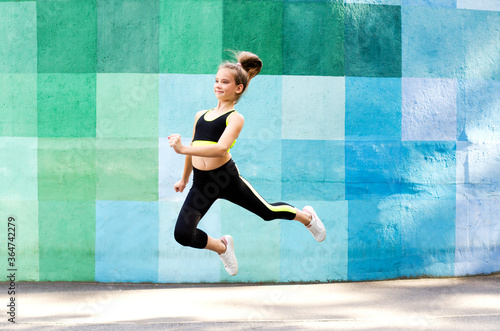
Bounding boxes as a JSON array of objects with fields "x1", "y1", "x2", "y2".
[{"x1": 168, "y1": 51, "x2": 326, "y2": 276}]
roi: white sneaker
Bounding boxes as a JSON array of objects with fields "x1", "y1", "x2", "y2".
[
  {"x1": 303, "y1": 206, "x2": 326, "y2": 242},
  {"x1": 219, "y1": 235, "x2": 238, "y2": 276}
]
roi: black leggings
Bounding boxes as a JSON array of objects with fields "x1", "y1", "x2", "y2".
[{"x1": 174, "y1": 159, "x2": 297, "y2": 249}]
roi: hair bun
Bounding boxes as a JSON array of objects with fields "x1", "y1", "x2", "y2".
[{"x1": 237, "y1": 51, "x2": 262, "y2": 80}]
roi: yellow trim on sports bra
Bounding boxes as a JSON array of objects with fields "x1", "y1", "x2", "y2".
[
  {"x1": 203, "y1": 108, "x2": 236, "y2": 122},
  {"x1": 192, "y1": 140, "x2": 236, "y2": 151}
]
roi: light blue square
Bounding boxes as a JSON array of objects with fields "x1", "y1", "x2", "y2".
[
  {"x1": 96, "y1": 201, "x2": 159, "y2": 283},
  {"x1": 401, "y1": 0, "x2": 456, "y2": 7},
  {"x1": 455, "y1": 198, "x2": 500, "y2": 276},
  {"x1": 345, "y1": 141, "x2": 402, "y2": 199},
  {"x1": 158, "y1": 200, "x2": 221, "y2": 283},
  {"x1": 400, "y1": 141, "x2": 456, "y2": 200},
  {"x1": 402, "y1": 6, "x2": 464, "y2": 78},
  {"x1": 0, "y1": 138, "x2": 37, "y2": 200},
  {"x1": 345, "y1": 77, "x2": 401, "y2": 141},
  {"x1": 457, "y1": 79, "x2": 500, "y2": 142},
  {"x1": 399, "y1": 199, "x2": 455, "y2": 277},
  {"x1": 462, "y1": 10, "x2": 500, "y2": 80},
  {"x1": 280, "y1": 200, "x2": 348, "y2": 282},
  {"x1": 282, "y1": 76, "x2": 344, "y2": 140},
  {"x1": 348, "y1": 198, "x2": 403, "y2": 281},
  {"x1": 160, "y1": 74, "x2": 216, "y2": 138},
  {"x1": 237, "y1": 75, "x2": 282, "y2": 140},
  {"x1": 282, "y1": 140, "x2": 345, "y2": 201},
  {"x1": 402, "y1": 78, "x2": 457, "y2": 141},
  {"x1": 345, "y1": 0, "x2": 401, "y2": 5},
  {"x1": 457, "y1": 0, "x2": 500, "y2": 11},
  {"x1": 159, "y1": 137, "x2": 193, "y2": 202}
]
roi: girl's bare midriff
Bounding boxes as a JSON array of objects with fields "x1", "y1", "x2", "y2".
[{"x1": 192, "y1": 153, "x2": 232, "y2": 171}]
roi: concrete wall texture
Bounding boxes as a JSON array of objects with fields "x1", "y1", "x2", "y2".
[{"x1": 0, "y1": 0, "x2": 499, "y2": 283}]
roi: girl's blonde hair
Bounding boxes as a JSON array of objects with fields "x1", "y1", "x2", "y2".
[{"x1": 219, "y1": 51, "x2": 263, "y2": 103}]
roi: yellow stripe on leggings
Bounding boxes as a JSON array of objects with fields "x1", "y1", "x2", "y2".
[{"x1": 239, "y1": 176, "x2": 297, "y2": 215}]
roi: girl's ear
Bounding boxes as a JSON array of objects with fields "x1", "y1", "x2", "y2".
[{"x1": 236, "y1": 84, "x2": 244, "y2": 94}]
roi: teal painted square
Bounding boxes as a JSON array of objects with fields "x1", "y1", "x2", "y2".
[
  {"x1": 39, "y1": 201, "x2": 95, "y2": 281},
  {"x1": 280, "y1": 200, "x2": 348, "y2": 282},
  {"x1": 96, "y1": 74, "x2": 159, "y2": 138},
  {"x1": 462, "y1": 10, "x2": 500, "y2": 80},
  {"x1": 402, "y1": 0, "x2": 455, "y2": 7},
  {"x1": 96, "y1": 201, "x2": 158, "y2": 283},
  {"x1": 400, "y1": 141, "x2": 456, "y2": 200},
  {"x1": 0, "y1": 74, "x2": 37, "y2": 137},
  {"x1": 282, "y1": 76, "x2": 345, "y2": 140},
  {"x1": 282, "y1": 140, "x2": 345, "y2": 201},
  {"x1": 402, "y1": 6, "x2": 464, "y2": 78},
  {"x1": 37, "y1": 0, "x2": 97, "y2": 73},
  {"x1": 220, "y1": 200, "x2": 280, "y2": 282},
  {"x1": 283, "y1": 2, "x2": 344, "y2": 76},
  {"x1": 400, "y1": 199, "x2": 455, "y2": 277},
  {"x1": 38, "y1": 138, "x2": 96, "y2": 201},
  {"x1": 345, "y1": 4, "x2": 402, "y2": 77},
  {"x1": 0, "y1": 2, "x2": 36, "y2": 73},
  {"x1": 348, "y1": 198, "x2": 403, "y2": 281},
  {"x1": 345, "y1": 141, "x2": 402, "y2": 199},
  {"x1": 223, "y1": 0, "x2": 283, "y2": 75},
  {"x1": 457, "y1": 79, "x2": 500, "y2": 142},
  {"x1": 159, "y1": 74, "x2": 216, "y2": 138},
  {"x1": 0, "y1": 138, "x2": 37, "y2": 201},
  {"x1": 237, "y1": 75, "x2": 282, "y2": 140},
  {"x1": 347, "y1": 0, "x2": 401, "y2": 4},
  {"x1": 97, "y1": 0, "x2": 159, "y2": 73},
  {"x1": 160, "y1": 0, "x2": 222, "y2": 74},
  {"x1": 0, "y1": 201, "x2": 39, "y2": 281},
  {"x1": 96, "y1": 138, "x2": 158, "y2": 201},
  {"x1": 158, "y1": 200, "x2": 221, "y2": 283},
  {"x1": 345, "y1": 77, "x2": 401, "y2": 141},
  {"x1": 38, "y1": 74, "x2": 96, "y2": 137}
]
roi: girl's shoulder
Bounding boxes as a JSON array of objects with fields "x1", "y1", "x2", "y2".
[{"x1": 227, "y1": 110, "x2": 244, "y2": 126}]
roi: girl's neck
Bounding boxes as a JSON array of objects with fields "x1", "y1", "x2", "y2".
[{"x1": 214, "y1": 100, "x2": 235, "y2": 113}]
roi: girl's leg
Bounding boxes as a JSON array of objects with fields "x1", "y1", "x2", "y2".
[
  {"x1": 205, "y1": 236, "x2": 226, "y2": 254},
  {"x1": 293, "y1": 208, "x2": 312, "y2": 226}
]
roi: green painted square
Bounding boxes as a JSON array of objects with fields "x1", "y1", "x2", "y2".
[
  {"x1": 0, "y1": 201, "x2": 39, "y2": 281},
  {"x1": 0, "y1": 2, "x2": 36, "y2": 73},
  {"x1": 97, "y1": 74, "x2": 159, "y2": 138},
  {"x1": 220, "y1": 201, "x2": 280, "y2": 282},
  {"x1": 223, "y1": 0, "x2": 283, "y2": 75},
  {"x1": 37, "y1": 0, "x2": 97, "y2": 73},
  {"x1": 283, "y1": 2, "x2": 344, "y2": 76},
  {"x1": 97, "y1": 138, "x2": 158, "y2": 201},
  {"x1": 97, "y1": 0, "x2": 159, "y2": 73},
  {"x1": 38, "y1": 74, "x2": 96, "y2": 137},
  {"x1": 0, "y1": 74, "x2": 37, "y2": 136},
  {"x1": 0, "y1": 138, "x2": 38, "y2": 201},
  {"x1": 38, "y1": 138, "x2": 96, "y2": 201},
  {"x1": 345, "y1": 4, "x2": 402, "y2": 77},
  {"x1": 39, "y1": 201, "x2": 95, "y2": 281},
  {"x1": 160, "y1": 0, "x2": 222, "y2": 74}
]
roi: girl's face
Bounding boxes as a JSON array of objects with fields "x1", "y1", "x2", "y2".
[{"x1": 214, "y1": 68, "x2": 244, "y2": 102}]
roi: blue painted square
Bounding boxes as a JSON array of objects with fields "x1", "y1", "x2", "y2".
[
  {"x1": 402, "y1": 78, "x2": 457, "y2": 141},
  {"x1": 345, "y1": 77, "x2": 401, "y2": 141},
  {"x1": 159, "y1": 137, "x2": 193, "y2": 202},
  {"x1": 345, "y1": 141, "x2": 402, "y2": 199},
  {"x1": 348, "y1": 198, "x2": 403, "y2": 281},
  {"x1": 158, "y1": 200, "x2": 221, "y2": 283},
  {"x1": 237, "y1": 75, "x2": 282, "y2": 140},
  {"x1": 455, "y1": 198, "x2": 500, "y2": 276},
  {"x1": 457, "y1": 0, "x2": 500, "y2": 11},
  {"x1": 400, "y1": 141, "x2": 456, "y2": 200},
  {"x1": 400, "y1": 199, "x2": 455, "y2": 277},
  {"x1": 402, "y1": 6, "x2": 464, "y2": 78},
  {"x1": 282, "y1": 76, "x2": 345, "y2": 140},
  {"x1": 159, "y1": 74, "x2": 216, "y2": 138},
  {"x1": 346, "y1": 0, "x2": 401, "y2": 5},
  {"x1": 457, "y1": 79, "x2": 500, "y2": 142},
  {"x1": 96, "y1": 201, "x2": 159, "y2": 283},
  {"x1": 401, "y1": 0, "x2": 456, "y2": 7},
  {"x1": 280, "y1": 200, "x2": 348, "y2": 282},
  {"x1": 282, "y1": 140, "x2": 344, "y2": 201}
]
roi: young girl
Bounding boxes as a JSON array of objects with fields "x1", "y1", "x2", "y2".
[{"x1": 168, "y1": 51, "x2": 326, "y2": 276}]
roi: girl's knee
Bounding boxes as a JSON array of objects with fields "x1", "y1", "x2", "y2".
[{"x1": 174, "y1": 228, "x2": 194, "y2": 247}]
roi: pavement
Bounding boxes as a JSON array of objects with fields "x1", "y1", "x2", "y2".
[{"x1": 1, "y1": 274, "x2": 499, "y2": 330}]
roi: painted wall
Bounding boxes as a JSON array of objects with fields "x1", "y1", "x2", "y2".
[{"x1": 0, "y1": 0, "x2": 498, "y2": 283}]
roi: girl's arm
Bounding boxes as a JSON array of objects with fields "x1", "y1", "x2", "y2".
[{"x1": 169, "y1": 113, "x2": 244, "y2": 158}]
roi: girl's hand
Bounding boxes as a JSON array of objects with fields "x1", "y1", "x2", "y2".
[
  {"x1": 168, "y1": 134, "x2": 184, "y2": 154},
  {"x1": 174, "y1": 179, "x2": 187, "y2": 193}
]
